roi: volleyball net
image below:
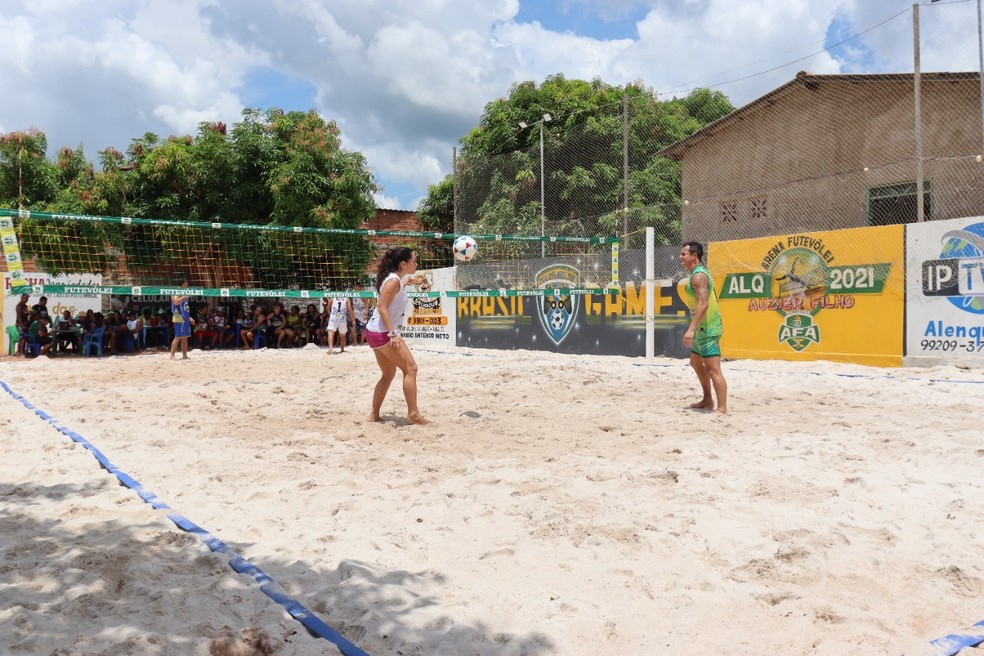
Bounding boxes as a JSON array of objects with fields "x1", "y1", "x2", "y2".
[{"x1": 1, "y1": 208, "x2": 622, "y2": 302}]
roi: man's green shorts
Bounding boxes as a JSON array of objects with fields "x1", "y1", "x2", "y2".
[{"x1": 691, "y1": 328, "x2": 722, "y2": 358}]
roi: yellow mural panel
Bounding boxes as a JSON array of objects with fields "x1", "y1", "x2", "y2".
[{"x1": 710, "y1": 225, "x2": 904, "y2": 367}]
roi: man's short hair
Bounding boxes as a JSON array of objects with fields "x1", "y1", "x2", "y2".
[
  {"x1": 39, "y1": 296, "x2": 48, "y2": 302},
  {"x1": 683, "y1": 241, "x2": 704, "y2": 261}
]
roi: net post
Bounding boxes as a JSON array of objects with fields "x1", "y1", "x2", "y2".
[
  {"x1": 610, "y1": 241, "x2": 620, "y2": 289},
  {"x1": 645, "y1": 226, "x2": 654, "y2": 359}
]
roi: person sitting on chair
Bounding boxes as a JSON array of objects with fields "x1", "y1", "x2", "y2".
[
  {"x1": 27, "y1": 314, "x2": 53, "y2": 357},
  {"x1": 126, "y1": 311, "x2": 143, "y2": 351}
]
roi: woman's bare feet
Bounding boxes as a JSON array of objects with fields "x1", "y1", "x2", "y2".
[
  {"x1": 689, "y1": 400, "x2": 713, "y2": 409},
  {"x1": 407, "y1": 411, "x2": 429, "y2": 425}
]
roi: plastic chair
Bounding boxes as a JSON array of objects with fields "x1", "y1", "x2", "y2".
[
  {"x1": 253, "y1": 330, "x2": 267, "y2": 349},
  {"x1": 82, "y1": 327, "x2": 106, "y2": 357},
  {"x1": 143, "y1": 325, "x2": 166, "y2": 350},
  {"x1": 24, "y1": 335, "x2": 41, "y2": 358},
  {"x1": 6, "y1": 325, "x2": 19, "y2": 356},
  {"x1": 234, "y1": 322, "x2": 247, "y2": 348},
  {"x1": 120, "y1": 330, "x2": 139, "y2": 353}
]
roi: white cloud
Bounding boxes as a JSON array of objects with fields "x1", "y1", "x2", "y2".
[
  {"x1": 624, "y1": 0, "x2": 845, "y2": 102},
  {"x1": 1, "y1": 0, "x2": 969, "y2": 211}
]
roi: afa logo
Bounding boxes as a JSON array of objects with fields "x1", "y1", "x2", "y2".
[
  {"x1": 778, "y1": 313, "x2": 820, "y2": 352},
  {"x1": 536, "y1": 264, "x2": 579, "y2": 345}
]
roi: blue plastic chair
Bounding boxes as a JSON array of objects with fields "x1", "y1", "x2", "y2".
[
  {"x1": 82, "y1": 327, "x2": 106, "y2": 357},
  {"x1": 253, "y1": 330, "x2": 267, "y2": 349},
  {"x1": 24, "y1": 335, "x2": 41, "y2": 358},
  {"x1": 142, "y1": 325, "x2": 167, "y2": 349},
  {"x1": 120, "y1": 330, "x2": 139, "y2": 353}
]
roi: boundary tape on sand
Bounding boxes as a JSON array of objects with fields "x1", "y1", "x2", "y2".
[
  {"x1": 903, "y1": 620, "x2": 984, "y2": 656},
  {"x1": 0, "y1": 380, "x2": 368, "y2": 656}
]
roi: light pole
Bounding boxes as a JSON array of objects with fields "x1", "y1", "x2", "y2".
[
  {"x1": 519, "y1": 113, "x2": 552, "y2": 257},
  {"x1": 978, "y1": 0, "x2": 984, "y2": 154}
]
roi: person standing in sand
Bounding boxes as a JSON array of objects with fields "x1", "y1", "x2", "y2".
[
  {"x1": 680, "y1": 241, "x2": 728, "y2": 413},
  {"x1": 364, "y1": 247, "x2": 428, "y2": 425},
  {"x1": 169, "y1": 279, "x2": 195, "y2": 360}
]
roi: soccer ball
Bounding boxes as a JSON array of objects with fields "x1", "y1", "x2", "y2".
[{"x1": 453, "y1": 235, "x2": 478, "y2": 262}]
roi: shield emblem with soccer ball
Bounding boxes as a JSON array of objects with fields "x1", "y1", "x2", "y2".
[{"x1": 536, "y1": 264, "x2": 579, "y2": 345}]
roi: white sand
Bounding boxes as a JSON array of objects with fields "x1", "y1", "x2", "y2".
[{"x1": 1, "y1": 345, "x2": 982, "y2": 656}]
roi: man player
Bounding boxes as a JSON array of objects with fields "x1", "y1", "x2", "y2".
[{"x1": 680, "y1": 241, "x2": 728, "y2": 413}]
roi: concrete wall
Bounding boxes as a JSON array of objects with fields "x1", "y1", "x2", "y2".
[{"x1": 679, "y1": 76, "x2": 984, "y2": 243}]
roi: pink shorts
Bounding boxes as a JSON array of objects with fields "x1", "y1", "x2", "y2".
[{"x1": 364, "y1": 329, "x2": 391, "y2": 349}]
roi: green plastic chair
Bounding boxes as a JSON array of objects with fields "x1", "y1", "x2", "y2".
[{"x1": 6, "y1": 325, "x2": 19, "y2": 356}]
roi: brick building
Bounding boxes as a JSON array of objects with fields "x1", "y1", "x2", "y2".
[{"x1": 658, "y1": 72, "x2": 984, "y2": 242}]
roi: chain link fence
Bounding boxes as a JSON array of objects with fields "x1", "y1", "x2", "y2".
[{"x1": 453, "y1": 3, "x2": 984, "y2": 284}]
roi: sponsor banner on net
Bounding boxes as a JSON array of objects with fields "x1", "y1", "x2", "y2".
[{"x1": 907, "y1": 216, "x2": 984, "y2": 362}]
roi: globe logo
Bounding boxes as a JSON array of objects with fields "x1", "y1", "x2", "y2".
[{"x1": 939, "y1": 221, "x2": 984, "y2": 315}]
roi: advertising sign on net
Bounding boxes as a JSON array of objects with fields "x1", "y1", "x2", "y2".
[{"x1": 906, "y1": 216, "x2": 984, "y2": 366}]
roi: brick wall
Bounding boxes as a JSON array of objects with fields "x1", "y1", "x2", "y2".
[{"x1": 364, "y1": 208, "x2": 421, "y2": 232}]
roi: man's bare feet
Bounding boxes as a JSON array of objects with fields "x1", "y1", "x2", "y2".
[
  {"x1": 689, "y1": 400, "x2": 713, "y2": 409},
  {"x1": 715, "y1": 407, "x2": 728, "y2": 414},
  {"x1": 407, "y1": 412, "x2": 429, "y2": 425},
  {"x1": 368, "y1": 413, "x2": 381, "y2": 422}
]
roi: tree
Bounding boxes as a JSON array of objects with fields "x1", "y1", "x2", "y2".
[
  {"x1": 415, "y1": 176, "x2": 456, "y2": 269},
  {"x1": 0, "y1": 108, "x2": 379, "y2": 286},
  {"x1": 0, "y1": 130, "x2": 58, "y2": 208},
  {"x1": 421, "y1": 75, "x2": 735, "y2": 247}
]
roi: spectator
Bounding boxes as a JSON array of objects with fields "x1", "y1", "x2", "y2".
[
  {"x1": 27, "y1": 313, "x2": 53, "y2": 357},
  {"x1": 303, "y1": 303, "x2": 320, "y2": 345},
  {"x1": 351, "y1": 282, "x2": 369, "y2": 346},
  {"x1": 268, "y1": 303, "x2": 288, "y2": 347},
  {"x1": 83, "y1": 309, "x2": 96, "y2": 333},
  {"x1": 316, "y1": 301, "x2": 330, "y2": 345},
  {"x1": 126, "y1": 310, "x2": 143, "y2": 351},
  {"x1": 241, "y1": 306, "x2": 267, "y2": 349},
  {"x1": 55, "y1": 310, "x2": 80, "y2": 354},
  {"x1": 232, "y1": 307, "x2": 249, "y2": 347},
  {"x1": 325, "y1": 296, "x2": 353, "y2": 354},
  {"x1": 105, "y1": 310, "x2": 132, "y2": 354},
  {"x1": 192, "y1": 303, "x2": 217, "y2": 350},
  {"x1": 31, "y1": 296, "x2": 50, "y2": 322},
  {"x1": 139, "y1": 308, "x2": 158, "y2": 348},
  {"x1": 14, "y1": 292, "x2": 30, "y2": 356},
  {"x1": 211, "y1": 307, "x2": 233, "y2": 348},
  {"x1": 283, "y1": 305, "x2": 302, "y2": 347}
]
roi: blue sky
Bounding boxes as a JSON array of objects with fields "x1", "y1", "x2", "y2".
[{"x1": 0, "y1": 0, "x2": 979, "y2": 212}]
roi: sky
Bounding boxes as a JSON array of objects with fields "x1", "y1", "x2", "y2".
[{"x1": 0, "y1": 0, "x2": 980, "y2": 212}]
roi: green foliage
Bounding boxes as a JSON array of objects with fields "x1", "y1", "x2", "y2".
[
  {"x1": 417, "y1": 176, "x2": 454, "y2": 233},
  {"x1": 422, "y1": 75, "x2": 735, "y2": 245},
  {"x1": 1, "y1": 109, "x2": 379, "y2": 287},
  {"x1": 0, "y1": 130, "x2": 58, "y2": 208}
]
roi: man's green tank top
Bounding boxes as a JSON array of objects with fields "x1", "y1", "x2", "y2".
[{"x1": 684, "y1": 264, "x2": 723, "y2": 337}]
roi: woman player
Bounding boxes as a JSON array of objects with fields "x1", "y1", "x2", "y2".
[{"x1": 364, "y1": 247, "x2": 428, "y2": 425}]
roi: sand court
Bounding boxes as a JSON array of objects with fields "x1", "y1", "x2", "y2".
[{"x1": 1, "y1": 346, "x2": 982, "y2": 655}]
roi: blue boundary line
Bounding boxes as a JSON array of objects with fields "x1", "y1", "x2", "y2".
[
  {"x1": 0, "y1": 380, "x2": 368, "y2": 656},
  {"x1": 903, "y1": 620, "x2": 984, "y2": 656}
]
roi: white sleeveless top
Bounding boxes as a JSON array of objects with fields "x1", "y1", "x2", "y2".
[{"x1": 366, "y1": 273, "x2": 407, "y2": 334}]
